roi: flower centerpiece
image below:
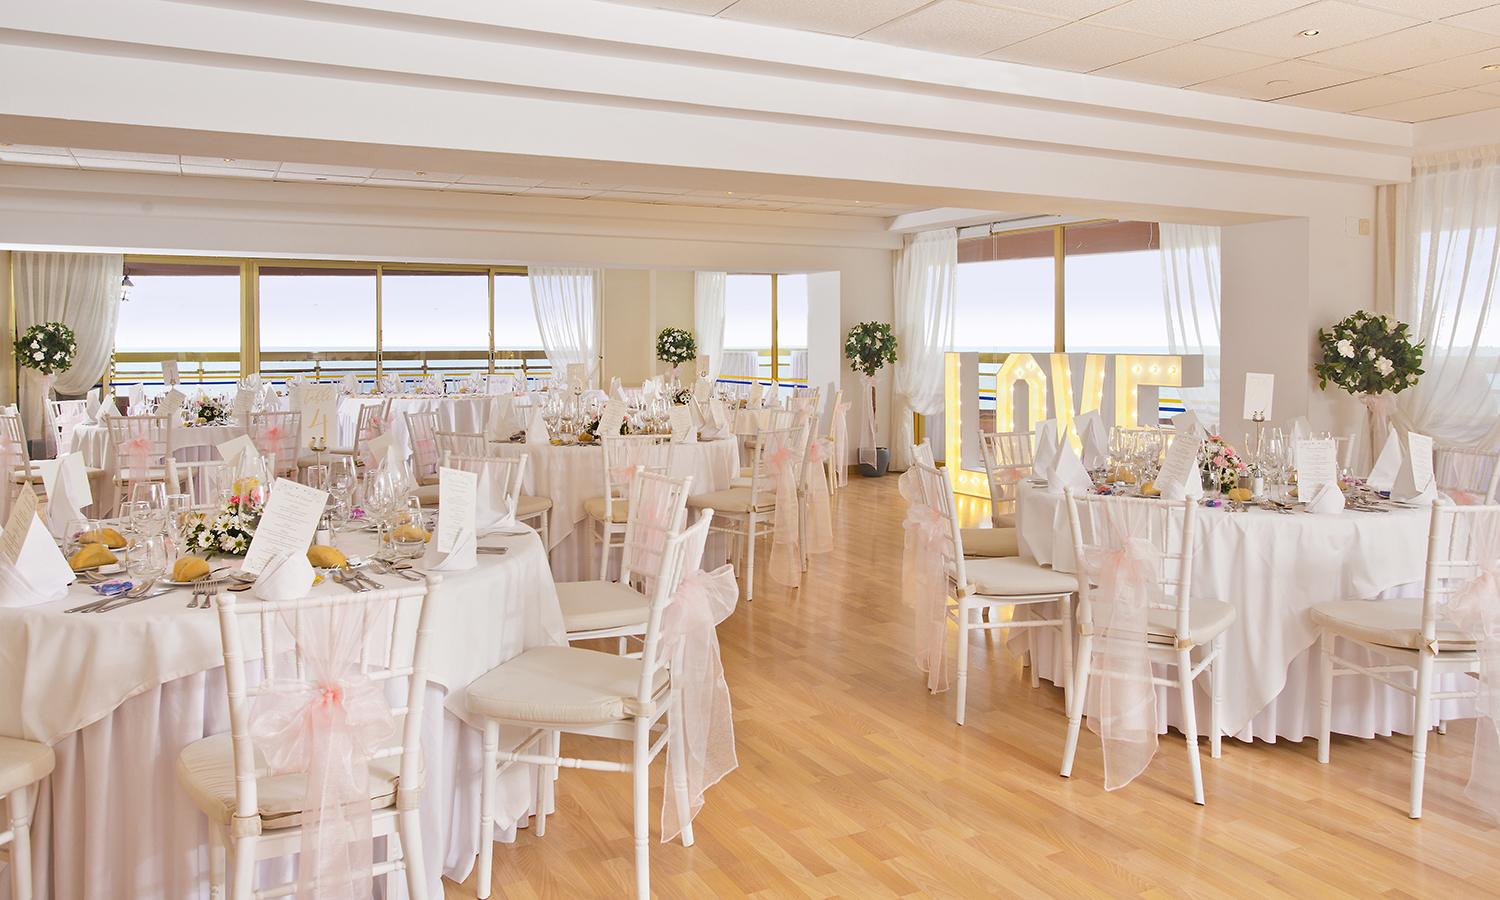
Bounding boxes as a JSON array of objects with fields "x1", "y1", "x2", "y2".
[
  {"x1": 1315, "y1": 311, "x2": 1423, "y2": 456},
  {"x1": 1201, "y1": 434, "x2": 1249, "y2": 494},
  {"x1": 182, "y1": 477, "x2": 264, "y2": 557},
  {"x1": 580, "y1": 413, "x2": 632, "y2": 440},
  {"x1": 184, "y1": 394, "x2": 234, "y2": 426},
  {"x1": 670, "y1": 385, "x2": 693, "y2": 406},
  {"x1": 844, "y1": 321, "x2": 899, "y2": 478},
  {"x1": 656, "y1": 327, "x2": 697, "y2": 383},
  {"x1": 13, "y1": 322, "x2": 77, "y2": 376}
]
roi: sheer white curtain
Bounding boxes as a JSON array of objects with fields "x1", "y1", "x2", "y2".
[
  {"x1": 1160, "y1": 224, "x2": 1221, "y2": 424},
  {"x1": 891, "y1": 229, "x2": 957, "y2": 472},
  {"x1": 529, "y1": 266, "x2": 602, "y2": 387},
  {"x1": 1394, "y1": 146, "x2": 1500, "y2": 450},
  {"x1": 14, "y1": 252, "x2": 123, "y2": 442},
  {"x1": 693, "y1": 271, "x2": 726, "y2": 382}
]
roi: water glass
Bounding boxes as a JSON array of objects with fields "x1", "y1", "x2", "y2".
[
  {"x1": 64, "y1": 517, "x2": 98, "y2": 556},
  {"x1": 127, "y1": 536, "x2": 168, "y2": 582}
]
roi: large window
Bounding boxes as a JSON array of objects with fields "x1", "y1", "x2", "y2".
[
  {"x1": 722, "y1": 273, "x2": 807, "y2": 391},
  {"x1": 113, "y1": 261, "x2": 241, "y2": 388}
]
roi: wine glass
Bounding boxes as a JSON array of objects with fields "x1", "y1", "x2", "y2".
[
  {"x1": 130, "y1": 482, "x2": 168, "y2": 535},
  {"x1": 127, "y1": 535, "x2": 168, "y2": 584},
  {"x1": 389, "y1": 509, "x2": 428, "y2": 560},
  {"x1": 64, "y1": 517, "x2": 98, "y2": 556}
]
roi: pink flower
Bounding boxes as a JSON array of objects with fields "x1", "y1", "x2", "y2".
[{"x1": 1214, "y1": 455, "x2": 1227, "y2": 467}]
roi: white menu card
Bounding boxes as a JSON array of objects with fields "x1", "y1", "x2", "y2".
[
  {"x1": 600, "y1": 398, "x2": 627, "y2": 439},
  {"x1": 241, "y1": 478, "x2": 329, "y2": 575},
  {"x1": 1156, "y1": 423, "x2": 1201, "y2": 496},
  {"x1": 1408, "y1": 432, "x2": 1435, "y2": 492},
  {"x1": 301, "y1": 384, "x2": 339, "y2": 449},
  {"x1": 0, "y1": 485, "x2": 39, "y2": 566},
  {"x1": 1243, "y1": 373, "x2": 1275, "y2": 419},
  {"x1": 438, "y1": 466, "x2": 478, "y2": 554},
  {"x1": 669, "y1": 404, "x2": 694, "y2": 442},
  {"x1": 1296, "y1": 438, "x2": 1339, "y2": 500}
]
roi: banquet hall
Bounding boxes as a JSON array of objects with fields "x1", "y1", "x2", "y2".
[{"x1": 7, "y1": 0, "x2": 1500, "y2": 898}]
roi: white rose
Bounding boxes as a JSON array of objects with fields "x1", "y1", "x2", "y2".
[
  {"x1": 30, "y1": 340, "x2": 39, "y2": 350},
  {"x1": 1376, "y1": 357, "x2": 1395, "y2": 376},
  {"x1": 32, "y1": 351, "x2": 43, "y2": 361},
  {"x1": 1366, "y1": 347, "x2": 1376, "y2": 359},
  {"x1": 1337, "y1": 339, "x2": 1355, "y2": 358}
]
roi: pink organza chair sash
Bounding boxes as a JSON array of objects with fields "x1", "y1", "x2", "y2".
[
  {"x1": 121, "y1": 434, "x2": 155, "y2": 482},
  {"x1": 258, "y1": 423, "x2": 291, "y2": 475},
  {"x1": 249, "y1": 602, "x2": 395, "y2": 900},
  {"x1": 805, "y1": 438, "x2": 834, "y2": 554},
  {"x1": 763, "y1": 436, "x2": 802, "y2": 588},
  {"x1": 1080, "y1": 502, "x2": 1162, "y2": 792},
  {"x1": 901, "y1": 494, "x2": 951, "y2": 693},
  {"x1": 830, "y1": 401, "x2": 851, "y2": 488},
  {"x1": 626, "y1": 472, "x2": 680, "y2": 592},
  {"x1": 1442, "y1": 522, "x2": 1500, "y2": 818}
]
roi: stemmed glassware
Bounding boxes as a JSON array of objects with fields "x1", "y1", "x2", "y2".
[{"x1": 130, "y1": 482, "x2": 169, "y2": 538}]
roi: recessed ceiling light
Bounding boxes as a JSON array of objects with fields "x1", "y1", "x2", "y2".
[
  {"x1": 1267, "y1": 79, "x2": 1292, "y2": 86},
  {"x1": 222, "y1": 157, "x2": 234, "y2": 162},
  {"x1": 1484, "y1": 64, "x2": 1500, "y2": 71},
  {"x1": 315, "y1": 177, "x2": 328, "y2": 181},
  {"x1": 415, "y1": 171, "x2": 426, "y2": 176},
  {"x1": 1298, "y1": 29, "x2": 1320, "y2": 36},
  {"x1": 1, "y1": 143, "x2": 12, "y2": 147}
]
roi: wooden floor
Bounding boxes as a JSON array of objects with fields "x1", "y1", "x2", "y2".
[{"x1": 445, "y1": 474, "x2": 1500, "y2": 900}]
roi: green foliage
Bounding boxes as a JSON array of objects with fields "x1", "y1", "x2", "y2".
[
  {"x1": 1313, "y1": 311, "x2": 1423, "y2": 396},
  {"x1": 656, "y1": 327, "x2": 697, "y2": 367},
  {"x1": 844, "y1": 321, "x2": 898, "y2": 377},
  {"x1": 14, "y1": 322, "x2": 77, "y2": 375}
]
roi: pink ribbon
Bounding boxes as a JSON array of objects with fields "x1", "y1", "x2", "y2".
[
  {"x1": 1443, "y1": 546, "x2": 1500, "y2": 819},
  {"x1": 121, "y1": 434, "x2": 154, "y2": 483},
  {"x1": 413, "y1": 436, "x2": 438, "y2": 476},
  {"x1": 250, "y1": 603, "x2": 395, "y2": 900},
  {"x1": 658, "y1": 563, "x2": 739, "y2": 842},
  {"x1": 1082, "y1": 529, "x2": 1161, "y2": 792},
  {"x1": 902, "y1": 500, "x2": 952, "y2": 692},
  {"x1": 830, "y1": 401, "x2": 850, "y2": 488},
  {"x1": 805, "y1": 439, "x2": 834, "y2": 554},
  {"x1": 258, "y1": 424, "x2": 290, "y2": 477},
  {"x1": 764, "y1": 441, "x2": 802, "y2": 588},
  {"x1": 858, "y1": 374, "x2": 877, "y2": 468}
]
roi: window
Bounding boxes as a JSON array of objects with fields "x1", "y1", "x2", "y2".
[
  {"x1": 1062, "y1": 222, "x2": 1167, "y2": 354},
  {"x1": 112, "y1": 261, "x2": 241, "y2": 388},
  {"x1": 722, "y1": 273, "x2": 807, "y2": 388},
  {"x1": 955, "y1": 228, "x2": 1054, "y2": 353},
  {"x1": 258, "y1": 266, "x2": 378, "y2": 382}
]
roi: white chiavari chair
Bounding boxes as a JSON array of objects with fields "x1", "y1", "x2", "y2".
[
  {"x1": 405, "y1": 410, "x2": 441, "y2": 486},
  {"x1": 47, "y1": 399, "x2": 88, "y2": 457},
  {"x1": 1062, "y1": 490, "x2": 1236, "y2": 805},
  {"x1": 1314, "y1": 504, "x2": 1500, "y2": 818},
  {"x1": 688, "y1": 426, "x2": 797, "y2": 599},
  {"x1": 0, "y1": 737, "x2": 54, "y2": 900},
  {"x1": 587, "y1": 435, "x2": 675, "y2": 580},
  {"x1": 824, "y1": 388, "x2": 847, "y2": 495},
  {"x1": 436, "y1": 431, "x2": 488, "y2": 465},
  {"x1": 466, "y1": 510, "x2": 712, "y2": 900},
  {"x1": 1, "y1": 413, "x2": 42, "y2": 519},
  {"x1": 104, "y1": 413, "x2": 173, "y2": 514},
  {"x1": 910, "y1": 442, "x2": 1018, "y2": 559},
  {"x1": 248, "y1": 410, "x2": 301, "y2": 480},
  {"x1": 979, "y1": 430, "x2": 1033, "y2": 529},
  {"x1": 1434, "y1": 446, "x2": 1500, "y2": 505},
  {"x1": 176, "y1": 578, "x2": 438, "y2": 900},
  {"x1": 442, "y1": 452, "x2": 551, "y2": 544}
]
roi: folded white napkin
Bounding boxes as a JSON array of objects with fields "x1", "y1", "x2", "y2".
[
  {"x1": 97, "y1": 393, "x2": 117, "y2": 420},
  {"x1": 253, "y1": 551, "x2": 317, "y2": 601},
  {"x1": 485, "y1": 395, "x2": 518, "y2": 442},
  {"x1": 1159, "y1": 464, "x2": 1205, "y2": 503},
  {"x1": 261, "y1": 385, "x2": 281, "y2": 412},
  {"x1": 525, "y1": 407, "x2": 549, "y2": 445},
  {"x1": 128, "y1": 383, "x2": 146, "y2": 415},
  {"x1": 1032, "y1": 420, "x2": 1060, "y2": 480},
  {"x1": 1046, "y1": 438, "x2": 1093, "y2": 495},
  {"x1": 1076, "y1": 411, "x2": 1108, "y2": 469},
  {"x1": 474, "y1": 467, "x2": 518, "y2": 534},
  {"x1": 44, "y1": 454, "x2": 89, "y2": 539},
  {"x1": 84, "y1": 388, "x2": 101, "y2": 425},
  {"x1": 0, "y1": 513, "x2": 74, "y2": 608},
  {"x1": 1305, "y1": 481, "x2": 1346, "y2": 514},
  {"x1": 1291, "y1": 416, "x2": 1310, "y2": 445},
  {"x1": 1367, "y1": 425, "x2": 1402, "y2": 492},
  {"x1": 422, "y1": 526, "x2": 476, "y2": 571},
  {"x1": 338, "y1": 374, "x2": 357, "y2": 395}
]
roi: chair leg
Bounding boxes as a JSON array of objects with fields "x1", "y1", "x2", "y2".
[
  {"x1": 7, "y1": 787, "x2": 33, "y2": 900},
  {"x1": 1178, "y1": 647, "x2": 1205, "y2": 806},
  {"x1": 477, "y1": 719, "x2": 499, "y2": 899},
  {"x1": 956, "y1": 598, "x2": 971, "y2": 725},
  {"x1": 668, "y1": 691, "x2": 695, "y2": 847},
  {"x1": 208, "y1": 822, "x2": 227, "y2": 900},
  {"x1": 1210, "y1": 634, "x2": 1225, "y2": 759},
  {"x1": 229, "y1": 833, "x2": 257, "y2": 900},
  {"x1": 537, "y1": 730, "x2": 558, "y2": 837},
  {"x1": 744, "y1": 515, "x2": 756, "y2": 601},
  {"x1": 1318, "y1": 629, "x2": 1334, "y2": 765},
  {"x1": 1028, "y1": 630, "x2": 1040, "y2": 688},
  {"x1": 1059, "y1": 597, "x2": 1075, "y2": 717},
  {"x1": 597, "y1": 523, "x2": 611, "y2": 581},
  {"x1": 632, "y1": 717, "x2": 651, "y2": 900},
  {"x1": 1061, "y1": 631, "x2": 1091, "y2": 778},
  {"x1": 1410, "y1": 653, "x2": 1436, "y2": 819},
  {"x1": 399, "y1": 804, "x2": 428, "y2": 900},
  {"x1": 587, "y1": 519, "x2": 597, "y2": 582}
]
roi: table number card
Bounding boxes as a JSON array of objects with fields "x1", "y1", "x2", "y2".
[
  {"x1": 567, "y1": 363, "x2": 586, "y2": 392},
  {"x1": 1408, "y1": 432, "x2": 1435, "y2": 492},
  {"x1": 438, "y1": 466, "x2": 478, "y2": 554},
  {"x1": 241, "y1": 478, "x2": 329, "y2": 575},
  {"x1": 696, "y1": 354, "x2": 711, "y2": 381},
  {"x1": 669, "y1": 404, "x2": 694, "y2": 442},
  {"x1": 1296, "y1": 438, "x2": 1338, "y2": 499},
  {"x1": 301, "y1": 384, "x2": 339, "y2": 449},
  {"x1": 1243, "y1": 373, "x2": 1275, "y2": 420},
  {"x1": 600, "y1": 398, "x2": 627, "y2": 439},
  {"x1": 161, "y1": 359, "x2": 179, "y2": 386}
]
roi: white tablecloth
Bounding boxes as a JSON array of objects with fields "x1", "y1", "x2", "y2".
[
  {"x1": 490, "y1": 438, "x2": 739, "y2": 581},
  {"x1": 68, "y1": 422, "x2": 245, "y2": 516},
  {"x1": 1, "y1": 528, "x2": 563, "y2": 900},
  {"x1": 337, "y1": 396, "x2": 493, "y2": 460},
  {"x1": 1014, "y1": 481, "x2": 1476, "y2": 743}
]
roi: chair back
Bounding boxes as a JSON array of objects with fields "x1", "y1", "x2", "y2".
[
  {"x1": 405, "y1": 410, "x2": 441, "y2": 483},
  {"x1": 249, "y1": 411, "x2": 302, "y2": 480},
  {"x1": 980, "y1": 430, "x2": 1034, "y2": 526},
  {"x1": 353, "y1": 400, "x2": 391, "y2": 466},
  {"x1": 213, "y1": 578, "x2": 436, "y2": 852},
  {"x1": 601, "y1": 434, "x2": 675, "y2": 519},
  {"x1": 635, "y1": 511, "x2": 714, "y2": 705},
  {"x1": 827, "y1": 390, "x2": 844, "y2": 440},
  {"x1": 1064, "y1": 491, "x2": 1196, "y2": 640},
  {"x1": 436, "y1": 431, "x2": 487, "y2": 465},
  {"x1": 0, "y1": 413, "x2": 33, "y2": 519},
  {"x1": 743, "y1": 426, "x2": 801, "y2": 505},
  {"x1": 105, "y1": 414, "x2": 173, "y2": 481},
  {"x1": 619, "y1": 470, "x2": 694, "y2": 589},
  {"x1": 905, "y1": 461, "x2": 967, "y2": 589},
  {"x1": 1420, "y1": 505, "x2": 1500, "y2": 647},
  {"x1": 444, "y1": 453, "x2": 528, "y2": 510},
  {"x1": 1434, "y1": 446, "x2": 1500, "y2": 504},
  {"x1": 169, "y1": 458, "x2": 235, "y2": 508},
  {"x1": 48, "y1": 399, "x2": 88, "y2": 454},
  {"x1": 786, "y1": 393, "x2": 819, "y2": 421}
]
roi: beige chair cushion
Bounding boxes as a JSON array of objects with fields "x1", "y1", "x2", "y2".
[
  {"x1": 961, "y1": 527, "x2": 1019, "y2": 558},
  {"x1": 686, "y1": 488, "x2": 776, "y2": 515},
  {"x1": 583, "y1": 496, "x2": 629, "y2": 524},
  {"x1": 418, "y1": 473, "x2": 441, "y2": 486},
  {"x1": 1311, "y1": 599, "x2": 1476, "y2": 652},
  {"x1": 964, "y1": 556, "x2": 1079, "y2": 596},
  {"x1": 413, "y1": 483, "x2": 441, "y2": 507},
  {"x1": 557, "y1": 580, "x2": 650, "y2": 634},
  {"x1": 297, "y1": 451, "x2": 360, "y2": 469},
  {"x1": 466, "y1": 645, "x2": 668, "y2": 726},
  {"x1": 176, "y1": 730, "x2": 419, "y2": 829},
  {"x1": 517, "y1": 495, "x2": 552, "y2": 517},
  {"x1": 1112, "y1": 599, "x2": 1238, "y2": 648},
  {"x1": 0, "y1": 736, "x2": 55, "y2": 796},
  {"x1": 993, "y1": 512, "x2": 1017, "y2": 528}
]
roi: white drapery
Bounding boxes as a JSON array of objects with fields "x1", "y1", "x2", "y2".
[
  {"x1": 693, "y1": 271, "x2": 727, "y2": 382},
  {"x1": 14, "y1": 252, "x2": 123, "y2": 443},
  {"x1": 1159, "y1": 224, "x2": 1221, "y2": 425},
  {"x1": 1394, "y1": 146, "x2": 1500, "y2": 450},
  {"x1": 528, "y1": 266, "x2": 602, "y2": 387},
  {"x1": 890, "y1": 229, "x2": 957, "y2": 473}
]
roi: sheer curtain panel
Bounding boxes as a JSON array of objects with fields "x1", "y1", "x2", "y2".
[
  {"x1": 14, "y1": 252, "x2": 123, "y2": 442},
  {"x1": 529, "y1": 267, "x2": 602, "y2": 387},
  {"x1": 891, "y1": 229, "x2": 957, "y2": 472},
  {"x1": 1159, "y1": 224, "x2": 1221, "y2": 425},
  {"x1": 694, "y1": 272, "x2": 727, "y2": 382},
  {"x1": 1394, "y1": 146, "x2": 1500, "y2": 450}
]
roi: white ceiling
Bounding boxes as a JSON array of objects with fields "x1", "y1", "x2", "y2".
[{"x1": 602, "y1": 0, "x2": 1500, "y2": 122}]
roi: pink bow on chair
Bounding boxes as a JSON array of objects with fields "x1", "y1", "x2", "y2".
[
  {"x1": 1082, "y1": 532, "x2": 1162, "y2": 792},
  {"x1": 830, "y1": 401, "x2": 851, "y2": 488},
  {"x1": 902, "y1": 498, "x2": 951, "y2": 692},
  {"x1": 805, "y1": 439, "x2": 834, "y2": 554},
  {"x1": 121, "y1": 434, "x2": 155, "y2": 483},
  {"x1": 1444, "y1": 549, "x2": 1500, "y2": 819},
  {"x1": 250, "y1": 604, "x2": 395, "y2": 900},
  {"x1": 258, "y1": 424, "x2": 290, "y2": 477},
  {"x1": 763, "y1": 442, "x2": 802, "y2": 588},
  {"x1": 658, "y1": 563, "x2": 740, "y2": 842}
]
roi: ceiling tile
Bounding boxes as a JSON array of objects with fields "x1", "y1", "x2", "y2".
[
  {"x1": 363, "y1": 178, "x2": 450, "y2": 189},
  {"x1": 1392, "y1": 47, "x2": 1500, "y2": 87},
  {"x1": 0, "y1": 143, "x2": 69, "y2": 156},
  {"x1": 983, "y1": 22, "x2": 1178, "y2": 71},
  {"x1": 777, "y1": 203, "x2": 851, "y2": 213},
  {"x1": 1202, "y1": 1, "x2": 1423, "y2": 57},
  {"x1": 971, "y1": 0, "x2": 1123, "y2": 17},
  {"x1": 1302, "y1": 22, "x2": 1500, "y2": 72},
  {"x1": 595, "y1": 0, "x2": 736, "y2": 13},
  {"x1": 0, "y1": 152, "x2": 78, "y2": 167},
  {"x1": 1094, "y1": 42, "x2": 1278, "y2": 86},
  {"x1": 279, "y1": 162, "x2": 375, "y2": 177},
  {"x1": 523, "y1": 187, "x2": 603, "y2": 198},
  {"x1": 181, "y1": 156, "x2": 278, "y2": 171},
  {"x1": 590, "y1": 190, "x2": 680, "y2": 201},
  {"x1": 180, "y1": 164, "x2": 276, "y2": 179},
  {"x1": 73, "y1": 157, "x2": 180, "y2": 174},
  {"x1": 861, "y1": 1, "x2": 1063, "y2": 57},
  {"x1": 275, "y1": 171, "x2": 366, "y2": 184},
  {"x1": 834, "y1": 206, "x2": 900, "y2": 216},
  {"x1": 538, "y1": 179, "x2": 620, "y2": 190},
  {"x1": 1191, "y1": 58, "x2": 1363, "y2": 100},
  {"x1": 440, "y1": 181, "x2": 523, "y2": 194},
  {"x1": 71, "y1": 148, "x2": 179, "y2": 163},
  {"x1": 1083, "y1": 0, "x2": 1312, "y2": 41},
  {"x1": 1440, "y1": 4, "x2": 1500, "y2": 34},
  {"x1": 717, "y1": 0, "x2": 928, "y2": 37},
  {"x1": 723, "y1": 197, "x2": 797, "y2": 208},
  {"x1": 370, "y1": 169, "x2": 460, "y2": 182},
  {"x1": 454, "y1": 174, "x2": 546, "y2": 187},
  {"x1": 1357, "y1": 0, "x2": 1498, "y2": 18},
  {"x1": 1357, "y1": 86, "x2": 1500, "y2": 118},
  {"x1": 1275, "y1": 74, "x2": 1446, "y2": 110}
]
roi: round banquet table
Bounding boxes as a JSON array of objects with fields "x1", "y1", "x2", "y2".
[
  {"x1": 337, "y1": 395, "x2": 493, "y2": 461},
  {"x1": 68, "y1": 422, "x2": 246, "y2": 517},
  {"x1": 1013, "y1": 480, "x2": 1478, "y2": 744},
  {"x1": 0, "y1": 527, "x2": 563, "y2": 900},
  {"x1": 490, "y1": 437, "x2": 739, "y2": 581}
]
